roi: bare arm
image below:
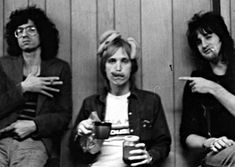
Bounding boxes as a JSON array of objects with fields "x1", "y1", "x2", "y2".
[{"x1": 179, "y1": 76, "x2": 235, "y2": 117}]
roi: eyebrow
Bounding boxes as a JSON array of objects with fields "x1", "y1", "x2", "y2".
[{"x1": 17, "y1": 24, "x2": 35, "y2": 29}]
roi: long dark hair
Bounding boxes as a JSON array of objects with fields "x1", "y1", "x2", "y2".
[
  {"x1": 5, "y1": 6, "x2": 59, "y2": 60},
  {"x1": 187, "y1": 11, "x2": 234, "y2": 68}
]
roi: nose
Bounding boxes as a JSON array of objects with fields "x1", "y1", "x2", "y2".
[
  {"x1": 115, "y1": 61, "x2": 122, "y2": 71},
  {"x1": 21, "y1": 29, "x2": 28, "y2": 37},
  {"x1": 201, "y1": 38, "x2": 208, "y2": 48}
]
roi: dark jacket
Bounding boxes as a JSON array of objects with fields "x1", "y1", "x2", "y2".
[
  {"x1": 0, "y1": 55, "x2": 72, "y2": 157},
  {"x1": 70, "y1": 88, "x2": 171, "y2": 166}
]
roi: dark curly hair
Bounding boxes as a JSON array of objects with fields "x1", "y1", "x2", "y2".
[
  {"x1": 100, "y1": 38, "x2": 138, "y2": 89},
  {"x1": 5, "y1": 6, "x2": 59, "y2": 60},
  {"x1": 187, "y1": 11, "x2": 234, "y2": 67}
]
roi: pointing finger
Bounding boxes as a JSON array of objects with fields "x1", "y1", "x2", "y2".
[{"x1": 178, "y1": 77, "x2": 195, "y2": 81}]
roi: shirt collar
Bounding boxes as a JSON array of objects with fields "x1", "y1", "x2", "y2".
[{"x1": 98, "y1": 87, "x2": 138, "y2": 103}]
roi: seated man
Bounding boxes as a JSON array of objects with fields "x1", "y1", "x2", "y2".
[
  {"x1": 70, "y1": 30, "x2": 171, "y2": 167},
  {"x1": 0, "y1": 6, "x2": 72, "y2": 167},
  {"x1": 180, "y1": 11, "x2": 235, "y2": 167}
]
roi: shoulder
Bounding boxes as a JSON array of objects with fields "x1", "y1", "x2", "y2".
[
  {"x1": 132, "y1": 89, "x2": 161, "y2": 101},
  {"x1": 83, "y1": 94, "x2": 102, "y2": 103},
  {"x1": 46, "y1": 58, "x2": 70, "y2": 67},
  {"x1": 80, "y1": 94, "x2": 104, "y2": 109},
  {"x1": 0, "y1": 56, "x2": 22, "y2": 74},
  {"x1": 0, "y1": 55, "x2": 20, "y2": 64},
  {"x1": 44, "y1": 58, "x2": 71, "y2": 74}
]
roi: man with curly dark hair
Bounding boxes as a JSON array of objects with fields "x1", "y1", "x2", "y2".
[{"x1": 0, "y1": 6, "x2": 72, "y2": 167}]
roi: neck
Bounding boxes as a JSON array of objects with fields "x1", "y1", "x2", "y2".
[
  {"x1": 22, "y1": 48, "x2": 41, "y2": 67},
  {"x1": 22, "y1": 48, "x2": 41, "y2": 76},
  {"x1": 210, "y1": 60, "x2": 227, "y2": 76},
  {"x1": 110, "y1": 83, "x2": 130, "y2": 96}
]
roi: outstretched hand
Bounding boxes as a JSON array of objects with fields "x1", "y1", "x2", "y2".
[
  {"x1": 179, "y1": 76, "x2": 218, "y2": 94},
  {"x1": 21, "y1": 73, "x2": 63, "y2": 97}
]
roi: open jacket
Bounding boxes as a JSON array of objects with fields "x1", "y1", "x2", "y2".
[
  {"x1": 0, "y1": 55, "x2": 72, "y2": 157},
  {"x1": 70, "y1": 88, "x2": 171, "y2": 166}
]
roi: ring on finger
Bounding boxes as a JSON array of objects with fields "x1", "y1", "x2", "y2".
[{"x1": 50, "y1": 80, "x2": 54, "y2": 85}]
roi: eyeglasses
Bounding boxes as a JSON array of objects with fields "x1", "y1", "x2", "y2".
[{"x1": 14, "y1": 26, "x2": 38, "y2": 38}]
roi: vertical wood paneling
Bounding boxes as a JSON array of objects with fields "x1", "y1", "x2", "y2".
[
  {"x1": 45, "y1": 1, "x2": 72, "y2": 166},
  {"x1": 4, "y1": 0, "x2": 28, "y2": 55},
  {"x1": 220, "y1": 0, "x2": 231, "y2": 32},
  {"x1": 4, "y1": 0, "x2": 28, "y2": 22},
  {"x1": 173, "y1": 0, "x2": 212, "y2": 166},
  {"x1": 0, "y1": 0, "x2": 3, "y2": 57},
  {"x1": 29, "y1": 0, "x2": 45, "y2": 9},
  {"x1": 71, "y1": 0, "x2": 97, "y2": 122},
  {"x1": 115, "y1": 0, "x2": 142, "y2": 88},
  {"x1": 97, "y1": 0, "x2": 114, "y2": 91},
  {"x1": 2, "y1": 1, "x2": 235, "y2": 167},
  {"x1": 231, "y1": 0, "x2": 235, "y2": 40},
  {"x1": 141, "y1": 0, "x2": 174, "y2": 166},
  {"x1": 46, "y1": 0, "x2": 71, "y2": 64}
]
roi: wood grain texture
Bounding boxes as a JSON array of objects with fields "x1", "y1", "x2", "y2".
[
  {"x1": 29, "y1": 0, "x2": 45, "y2": 9},
  {"x1": 220, "y1": 0, "x2": 231, "y2": 32},
  {"x1": 4, "y1": 0, "x2": 28, "y2": 55},
  {"x1": 173, "y1": 0, "x2": 212, "y2": 166},
  {"x1": 47, "y1": 0, "x2": 71, "y2": 63},
  {"x1": 0, "y1": 0, "x2": 3, "y2": 57},
  {"x1": 141, "y1": 0, "x2": 174, "y2": 166},
  {"x1": 71, "y1": 0, "x2": 97, "y2": 122},
  {"x1": 231, "y1": 0, "x2": 235, "y2": 41},
  {"x1": 1, "y1": 1, "x2": 233, "y2": 166},
  {"x1": 97, "y1": 0, "x2": 114, "y2": 92},
  {"x1": 115, "y1": 0, "x2": 142, "y2": 89}
]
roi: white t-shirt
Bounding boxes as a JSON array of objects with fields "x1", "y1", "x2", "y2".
[{"x1": 91, "y1": 92, "x2": 131, "y2": 167}]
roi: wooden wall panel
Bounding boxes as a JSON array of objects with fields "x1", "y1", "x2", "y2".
[
  {"x1": 97, "y1": 0, "x2": 114, "y2": 91},
  {"x1": 71, "y1": 0, "x2": 97, "y2": 122},
  {"x1": 173, "y1": 0, "x2": 212, "y2": 167},
  {"x1": 220, "y1": 0, "x2": 231, "y2": 32},
  {"x1": 231, "y1": 0, "x2": 235, "y2": 40},
  {"x1": 141, "y1": 0, "x2": 174, "y2": 166},
  {"x1": 4, "y1": 0, "x2": 28, "y2": 22},
  {"x1": 0, "y1": 0, "x2": 3, "y2": 57},
  {"x1": 4, "y1": 0, "x2": 28, "y2": 55},
  {"x1": 2, "y1": 1, "x2": 234, "y2": 167},
  {"x1": 29, "y1": 0, "x2": 45, "y2": 9},
  {"x1": 115, "y1": 0, "x2": 142, "y2": 88},
  {"x1": 46, "y1": 0, "x2": 71, "y2": 64}
]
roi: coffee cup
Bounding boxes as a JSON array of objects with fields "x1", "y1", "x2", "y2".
[{"x1": 94, "y1": 121, "x2": 112, "y2": 139}]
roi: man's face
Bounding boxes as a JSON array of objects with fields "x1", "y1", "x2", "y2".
[
  {"x1": 196, "y1": 31, "x2": 222, "y2": 63},
  {"x1": 105, "y1": 48, "x2": 132, "y2": 89},
  {"x1": 15, "y1": 20, "x2": 40, "y2": 52}
]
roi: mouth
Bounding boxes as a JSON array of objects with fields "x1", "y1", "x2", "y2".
[
  {"x1": 112, "y1": 73, "x2": 125, "y2": 78},
  {"x1": 203, "y1": 48, "x2": 214, "y2": 54},
  {"x1": 22, "y1": 40, "x2": 31, "y2": 45}
]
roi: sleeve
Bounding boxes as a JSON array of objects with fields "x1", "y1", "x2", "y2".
[
  {"x1": 0, "y1": 64, "x2": 25, "y2": 119},
  {"x1": 33, "y1": 62, "x2": 72, "y2": 137},
  {"x1": 179, "y1": 71, "x2": 207, "y2": 148},
  {"x1": 69, "y1": 98, "x2": 99, "y2": 163},
  {"x1": 147, "y1": 94, "x2": 172, "y2": 165}
]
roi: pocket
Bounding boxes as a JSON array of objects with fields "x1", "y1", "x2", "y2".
[{"x1": 140, "y1": 119, "x2": 154, "y2": 140}]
